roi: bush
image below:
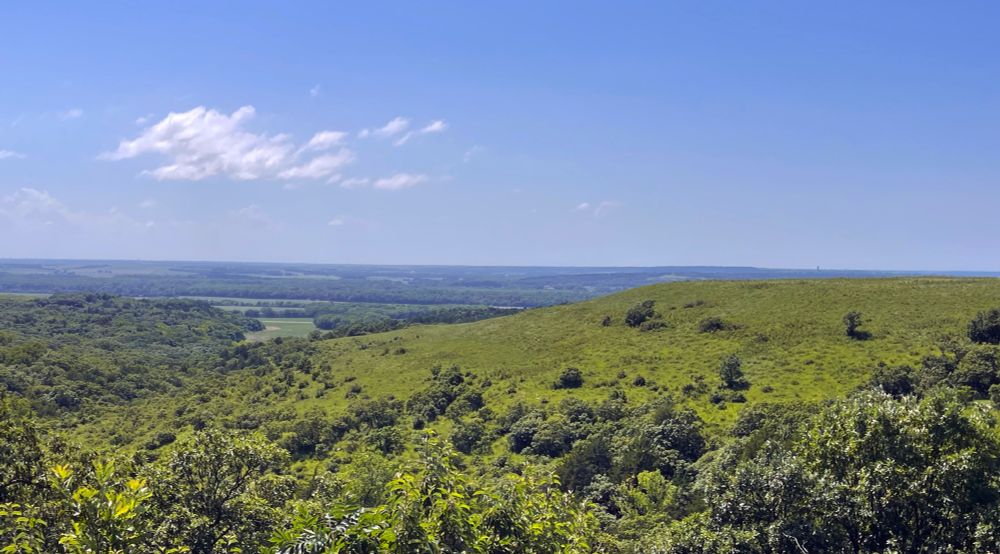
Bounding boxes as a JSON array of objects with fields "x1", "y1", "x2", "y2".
[
  {"x1": 553, "y1": 367, "x2": 584, "y2": 389},
  {"x1": 625, "y1": 300, "x2": 657, "y2": 328},
  {"x1": 868, "y1": 364, "x2": 916, "y2": 398},
  {"x1": 951, "y1": 346, "x2": 1000, "y2": 396},
  {"x1": 843, "y1": 310, "x2": 870, "y2": 340},
  {"x1": 639, "y1": 320, "x2": 668, "y2": 332},
  {"x1": 969, "y1": 308, "x2": 1000, "y2": 344},
  {"x1": 719, "y1": 354, "x2": 748, "y2": 390},
  {"x1": 698, "y1": 317, "x2": 735, "y2": 333},
  {"x1": 451, "y1": 419, "x2": 489, "y2": 454}
]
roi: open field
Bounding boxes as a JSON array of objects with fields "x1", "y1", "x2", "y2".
[{"x1": 246, "y1": 318, "x2": 317, "y2": 340}]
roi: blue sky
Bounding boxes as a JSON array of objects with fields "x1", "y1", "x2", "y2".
[{"x1": 1, "y1": 2, "x2": 998, "y2": 269}]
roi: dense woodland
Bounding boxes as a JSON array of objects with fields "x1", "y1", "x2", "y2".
[{"x1": 4, "y1": 280, "x2": 1000, "y2": 552}]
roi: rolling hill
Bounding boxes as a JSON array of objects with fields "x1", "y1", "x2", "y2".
[{"x1": 78, "y1": 277, "x2": 1000, "y2": 448}]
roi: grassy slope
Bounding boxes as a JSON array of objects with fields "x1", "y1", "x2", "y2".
[
  {"x1": 308, "y1": 278, "x2": 1000, "y2": 432},
  {"x1": 77, "y1": 278, "x2": 1000, "y2": 447}
]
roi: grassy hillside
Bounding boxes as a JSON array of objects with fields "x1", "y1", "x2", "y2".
[
  {"x1": 307, "y1": 277, "x2": 1000, "y2": 431},
  {"x1": 76, "y1": 277, "x2": 1000, "y2": 448}
]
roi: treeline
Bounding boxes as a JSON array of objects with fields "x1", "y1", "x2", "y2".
[
  {"x1": 0, "y1": 293, "x2": 261, "y2": 415},
  {"x1": 311, "y1": 305, "x2": 522, "y2": 332},
  {"x1": 0, "y1": 273, "x2": 586, "y2": 307}
]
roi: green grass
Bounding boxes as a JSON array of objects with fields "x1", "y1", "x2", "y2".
[
  {"x1": 79, "y1": 277, "x2": 1000, "y2": 448},
  {"x1": 305, "y1": 277, "x2": 1000, "y2": 432},
  {"x1": 246, "y1": 318, "x2": 317, "y2": 340}
]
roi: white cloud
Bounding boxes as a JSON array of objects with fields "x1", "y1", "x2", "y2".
[
  {"x1": 594, "y1": 201, "x2": 621, "y2": 217},
  {"x1": 0, "y1": 150, "x2": 25, "y2": 160},
  {"x1": 327, "y1": 218, "x2": 345, "y2": 226},
  {"x1": 0, "y1": 187, "x2": 147, "y2": 229},
  {"x1": 277, "y1": 150, "x2": 354, "y2": 179},
  {"x1": 309, "y1": 84, "x2": 322, "y2": 98},
  {"x1": 340, "y1": 177, "x2": 370, "y2": 189},
  {"x1": 302, "y1": 130, "x2": 347, "y2": 152},
  {"x1": 393, "y1": 119, "x2": 448, "y2": 146},
  {"x1": 575, "y1": 200, "x2": 621, "y2": 218},
  {"x1": 101, "y1": 106, "x2": 354, "y2": 181},
  {"x1": 138, "y1": 198, "x2": 156, "y2": 209},
  {"x1": 359, "y1": 116, "x2": 410, "y2": 139},
  {"x1": 373, "y1": 173, "x2": 427, "y2": 190},
  {"x1": 463, "y1": 145, "x2": 483, "y2": 163},
  {"x1": 59, "y1": 108, "x2": 84, "y2": 120},
  {"x1": 229, "y1": 204, "x2": 275, "y2": 228},
  {"x1": 420, "y1": 120, "x2": 447, "y2": 134}
]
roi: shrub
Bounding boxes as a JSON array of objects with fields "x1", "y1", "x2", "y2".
[
  {"x1": 451, "y1": 419, "x2": 488, "y2": 454},
  {"x1": 639, "y1": 320, "x2": 668, "y2": 332},
  {"x1": 633, "y1": 375, "x2": 647, "y2": 387},
  {"x1": 698, "y1": 317, "x2": 735, "y2": 333},
  {"x1": 719, "y1": 354, "x2": 748, "y2": 390},
  {"x1": 868, "y1": 364, "x2": 916, "y2": 398},
  {"x1": 844, "y1": 310, "x2": 870, "y2": 340},
  {"x1": 601, "y1": 315, "x2": 613, "y2": 327},
  {"x1": 553, "y1": 367, "x2": 584, "y2": 389},
  {"x1": 951, "y1": 346, "x2": 1000, "y2": 396},
  {"x1": 625, "y1": 300, "x2": 657, "y2": 328},
  {"x1": 969, "y1": 308, "x2": 1000, "y2": 344}
]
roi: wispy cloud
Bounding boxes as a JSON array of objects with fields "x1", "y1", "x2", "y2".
[
  {"x1": 340, "y1": 177, "x2": 371, "y2": 189},
  {"x1": 302, "y1": 130, "x2": 347, "y2": 152},
  {"x1": 0, "y1": 188, "x2": 149, "y2": 229},
  {"x1": 463, "y1": 145, "x2": 483, "y2": 163},
  {"x1": 229, "y1": 204, "x2": 275, "y2": 228},
  {"x1": 138, "y1": 198, "x2": 156, "y2": 209},
  {"x1": 0, "y1": 150, "x2": 25, "y2": 160},
  {"x1": 309, "y1": 84, "x2": 322, "y2": 98},
  {"x1": 359, "y1": 116, "x2": 410, "y2": 139},
  {"x1": 575, "y1": 200, "x2": 622, "y2": 218},
  {"x1": 373, "y1": 173, "x2": 427, "y2": 190},
  {"x1": 100, "y1": 106, "x2": 353, "y2": 181},
  {"x1": 394, "y1": 119, "x2": 448, "y2": 146},
  {"x1": 58, "y1": 108, "x2": 84, "y2": 121}
]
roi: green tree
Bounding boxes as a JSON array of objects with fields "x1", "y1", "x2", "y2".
[
  {"x1": 970, "y1": 308, "x2": 1000, "y2": 344},
  {"x1": 843, "y1": 310, "x2": 866, "y2": 339},
  {"x1": 269, "y1": 434, "x2": 603, "y2": 554},
  {"x1": 718, "y1": 355, "x2": 746, "y2": 390},
  {"x1": 625, "y1": 301, "x2": 656, "y2": 328},
  {"x1": 149, "y1": 429, "x2": 293, "y2": 552}
]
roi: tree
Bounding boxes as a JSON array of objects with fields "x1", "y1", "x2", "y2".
[
  {"x1": 718, "y1": 355, "x2": 747, "y2": 390},
  {"x1": 669, "y1": 390, "x2": 1000, "y2": 553},
  {"x1": 970, "y1": 308, "x2": 1000, "y2": 344},
  {"x1": 843, "y1": 310, "x2": 868, "y2": 339},
  {"x1": 0, "y1": 397, "x2": 46, "y2": 504},
  {"x1": 625, "y1": 301, "x2": 656, "y2": 328},
  {"x1": 268, "y1": 435, "x2": 603, "y2": 554},
  {"x1": 553, "y1": 367, "x2": 584, "y2": 389},
  {"x1": 149, "y1": 429, "x2": 293, "y2": 552}
]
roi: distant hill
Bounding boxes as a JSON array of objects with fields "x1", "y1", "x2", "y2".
[{"x1": 1, "y1": 258, "x2": 997, "y2": 307}]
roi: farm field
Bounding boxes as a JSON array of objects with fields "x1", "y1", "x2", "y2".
[{"x1": 246, "y1": 318, "x2": 318, "y2": 340}]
